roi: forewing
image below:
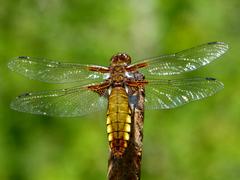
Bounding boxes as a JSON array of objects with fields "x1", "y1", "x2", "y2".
[
  {"x1": 10, "y1": 86, "x2": 107, "y2": 117},
  {"x1": 132, "y1": 42, "x2": 228, "y2": 77},
  {"x1": 145, "y1": 78, "x2": 224, "y2": 109},
  {"x1": 8, "y1": 56, "x2": 108, "y2": 84}
]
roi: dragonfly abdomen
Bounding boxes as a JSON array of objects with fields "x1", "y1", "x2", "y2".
[{"x1": 107, "y1": 87, "x2": 131, "y2": 157}]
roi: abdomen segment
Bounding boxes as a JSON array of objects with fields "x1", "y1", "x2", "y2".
[{"x1": 107, "y1": 87, "x2": 131, "y2": 157}]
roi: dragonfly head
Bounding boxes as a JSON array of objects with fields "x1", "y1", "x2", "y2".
[{"x1": 110, "y1": 53, "x2": 131, "y2": 66}]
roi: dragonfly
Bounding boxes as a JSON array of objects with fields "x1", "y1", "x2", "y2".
[{"x1": 8, "y1": 42, "x2": 228, "y2": 157}]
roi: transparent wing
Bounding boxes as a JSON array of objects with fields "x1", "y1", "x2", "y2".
[
  {"x1": 145, "y1": 77, "x2": 224, "y2": 109},
  {"x1": 10, "y1": 86, "x2": 107, "y2": 117},
  {"x1": 132, "y1": 42, "x2": 228, "y2": 77},
  {"x1": 8, "y1": 56, "x2": 108, "y2": 84}
]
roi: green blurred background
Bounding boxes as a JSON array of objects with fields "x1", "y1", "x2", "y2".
[{"x1": 0, "y1": 0, "x2": 239, "y2": 179}]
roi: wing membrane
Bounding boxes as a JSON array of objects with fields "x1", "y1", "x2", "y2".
[
  {"x1": 145, "y1": 78, "x2": 224, "y2": 109},
  {"x1": 10, "y1": 86, "x2": 107, "y2": 117},
  {"x1": 8, "y1": 56, "x2": 108, "y2": 84},
  {"x1": 133, "y1": 42, "x2": 228, "y2": 77}
]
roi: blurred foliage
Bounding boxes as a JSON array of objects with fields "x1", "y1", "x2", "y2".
[{"x1": 0, "y1": 0, "x2": 240, "y2": 179}]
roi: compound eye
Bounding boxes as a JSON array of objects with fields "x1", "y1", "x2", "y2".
[
  {"x1": 124, "y1": 54, "x2": 131, "y2": 64},
  {"x1": 110, "y1": 55, "x2": 118, "y2": 63}
]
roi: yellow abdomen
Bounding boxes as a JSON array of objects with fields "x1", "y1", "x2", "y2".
[{"x1": 107, "y1": 87, "x2": 131, "y2": 157}]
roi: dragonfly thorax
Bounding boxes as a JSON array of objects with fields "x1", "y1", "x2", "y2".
[
  {"x1": 109, "y1": 53, "x2": 132, "y2": 86},
  {"x1": 110, "y1": 53, "x2": 131, "y2": 66},
  {"x1": 110, "y1": 67, "x2": 125, "y2": 86}
]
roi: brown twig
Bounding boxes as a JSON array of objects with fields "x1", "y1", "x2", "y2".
[{"x1": 107, "y1": 88, "x2": 145, "y2": 180}]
